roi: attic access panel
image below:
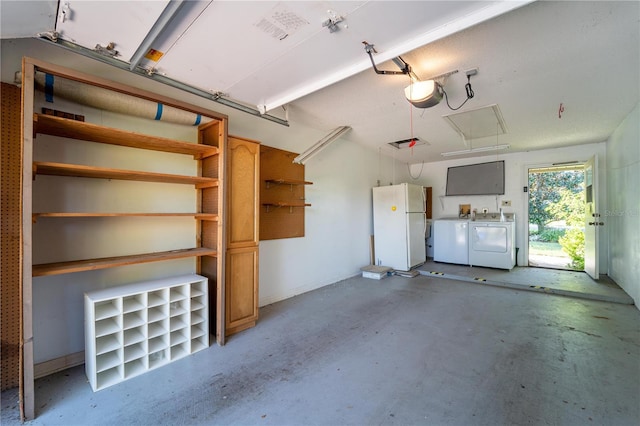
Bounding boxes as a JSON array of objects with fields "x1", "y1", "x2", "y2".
[{"x1": 442, "y1": 104, "x2": 507, "y2": 143}]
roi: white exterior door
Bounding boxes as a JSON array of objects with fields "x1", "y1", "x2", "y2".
[{"x1": 584, "y1": 155, "x2": 600, "y2": 279}]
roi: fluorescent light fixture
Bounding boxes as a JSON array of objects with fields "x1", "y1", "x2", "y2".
[
  {"x1": 293, "y1": 126, "x2": 351, "y2": 164},
  {"x1": 404, "y1": 80, "x2": 443, "y2": 108},
  {"x1": 441, "y1": 144, "x2": 510, "y2": 157}
]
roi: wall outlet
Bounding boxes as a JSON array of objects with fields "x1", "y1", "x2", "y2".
[{"x1": 501, "y1": 200, "x2": 512, "y2": 207}]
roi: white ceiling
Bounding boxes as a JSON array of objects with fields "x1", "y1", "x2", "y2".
[{"x1": 2, "y1": 1, "x2": 638, "y2": 164}]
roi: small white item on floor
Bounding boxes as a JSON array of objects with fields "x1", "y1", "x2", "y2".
[
  {"x1": 394, "y1": 269, "x2": 420, "y2": 278},
  {"x1": 360, "y1": 265, "x2": 393, "y2": 280}
]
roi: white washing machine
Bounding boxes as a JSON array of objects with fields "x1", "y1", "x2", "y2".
[
  {"x1": 468, "y1": 214, "x2": 516, "y2": 270},
  {"x1": 434, "y1": 218, "x2": 469, "y2": 265}
]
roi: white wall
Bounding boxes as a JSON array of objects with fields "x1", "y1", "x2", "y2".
[
  {"x1": 606, "y1": 103, "x2": 640, "y2": 305},
  {"x1": 224, "y1": 109, "x2": 412, "y2": 305},
  {"x1": 2, "y1": 38, "x2": 410, "y2": 362},
  {"x1": 409, "y1": 143, "x2": 608, "y2": 270}
]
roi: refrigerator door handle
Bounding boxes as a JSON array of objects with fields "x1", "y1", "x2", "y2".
[{"x1": 423, "y1": 213, "x2": 427, "y2": 235}]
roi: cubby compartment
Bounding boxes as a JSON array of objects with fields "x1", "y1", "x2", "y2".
[
  {"x1": 123, "y1": 342, "x2": 146, "y2": 363},
  {"x1": 170, "y1": 314, "x2": 188, "y2": 332},
  {"x1": 148, "y1": 349, "x2": 168, "y2": 369},
  {"x1": 95, "y1": 333, "x2": 121, "y2": 355},
  {"x1": 123, "y1": 294, "x2": 145, "y2": 313},
  {"x1": 169, "y1": 299, "x2": 189, "y2": 317},
  {"x1": 85, "y1": 274, "x2": 209, "y2": 391},
  {"x1": 170, "y1": 342, "x2": 189, "y2": 360},
  {"x1": 96, "y1": 366, "x2": 122, "y2": 390},
  {"x1": 148, "y1": 289, "x2": 168, "y2": 308},
  {"x1": 190, "y1": 281, "x2": 206, "y2": 297},
  {"x1": 170, "y1": 328, "x2": 188, "y2": 346},
  {"x1": 96, "y1": 350, "x2": 121, "y2": 373},
  {"x1": 95, "y1": 316, "x2": 121, "y2": 337},
  {"x1": 123, "y1": 326, "x2": 145, "y2": 346},
  {"x1": 191, "y1": 309, "x2": 206, "y2": 325},
  {"x1": 148, "y1": 305, "x2": 166, "y2": 323},
  {"x1": 190, "y1": 295, "x2": 206, "y2": 311},
  {"x1": 191, "y1": 323, "x2": 206, "y2": 339},
  {"x1": 148, "y1": 320, "x2": 168, "y2": 339},
  {"x1": 148, "y1": 334, "x2": 169, "y2": 353},
  {"x1": 191, "y1": 335, "x2": 208, "y2": 353},
  {"x1": 169, "y1": 285, "x2": 189, "y2": 302},
  {"x1": 124, "y1": 358, "x2": 146, "y2": 378},
  {"x1": 94, "y1": 299, "x2": 121, "y2": 321},
  {"x1": 123, "y1": 310, "x2": 146, "y2": 330}
]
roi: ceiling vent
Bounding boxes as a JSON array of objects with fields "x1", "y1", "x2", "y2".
[
  {"x1": 442, "y1": 104, "x2": 507, "y2": 143},
  {"x1": 255, "y1": 4, "x2": 309, "y2": 40}
]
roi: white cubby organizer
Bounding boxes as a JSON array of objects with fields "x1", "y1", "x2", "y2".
[{"x1": 84, "y1": 274, "x2": 209, "y2": 391}]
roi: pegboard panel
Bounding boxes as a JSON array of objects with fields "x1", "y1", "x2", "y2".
[
  {"x1": 1, "y1": 82, "x2": 22, "y2": 390},
  {"x1": 259, "y1": 146, "x2": 309, "y2": 240}
]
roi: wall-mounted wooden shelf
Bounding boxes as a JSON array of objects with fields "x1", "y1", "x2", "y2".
[
  {"x1": 265, "y1": 179, "x2": 313, "y2": 189},
  {"x1": 260, "y1": 146, "x2": 310, "y2": 240},
  {"x1": 262, "y1": 202, "x2": 311, "y2": 213},
  {"x1": 33, "y1": 113, "x2": 218, "y2": 159},
  {"x1": 32, "y1": 248, "x2": 217, "y2": 277},
  {"x1": 33, "y1": 161, "x2": 218, "y2": 186}
]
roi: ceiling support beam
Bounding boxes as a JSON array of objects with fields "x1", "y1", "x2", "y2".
[
  {"x1": 36, "y1": 37, "x2": 290, "y2": 127},
  {"x1": 128, "y1": 0, "x2": 186, "y2": 71}
]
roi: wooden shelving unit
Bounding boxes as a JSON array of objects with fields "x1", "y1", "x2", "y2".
[{"x1": 20, "y1": 57, "x2": 228, "y2": 420}]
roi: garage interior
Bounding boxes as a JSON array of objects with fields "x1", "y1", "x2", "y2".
[{"x1": 1, "y1": 1, "x2": 639, "y2": 425}]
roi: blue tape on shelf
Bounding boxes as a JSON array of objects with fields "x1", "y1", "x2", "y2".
[
  {"x1": 155, "y1": 103, "x2": 163, "y2": 120},
  {"x1": 45, "y1": 73, "x2": 54, "y2": 103}
]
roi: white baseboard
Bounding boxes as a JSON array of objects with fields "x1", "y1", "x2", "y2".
[
  {"x1": 34, "y1": 351, "x2": 84, "y2": 379},
  {"x1": 258, "y1": 273, "x2": 360, "y2": 307}
]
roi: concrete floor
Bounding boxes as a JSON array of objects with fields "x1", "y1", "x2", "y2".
[
  {"x1": 2, "y1": 272, "x2": 639, "y2": 425},
  {"x1": 418, "y1": 260, "x2": 634, "y2": 305}
]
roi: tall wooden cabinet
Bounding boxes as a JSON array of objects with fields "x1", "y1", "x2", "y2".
[
  {"x1": 20, "y1": 58, "x2": 227, "y2": 420},
  {"x1": 225, "y1": 135, "x2": 260, "y2": 336}
]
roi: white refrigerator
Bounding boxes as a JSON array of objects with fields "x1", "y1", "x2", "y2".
[{"x1": 373, "y1": 183, "x2": 427, "y2": 271}]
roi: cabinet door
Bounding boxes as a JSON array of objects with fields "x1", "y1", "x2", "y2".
[
  {"x1": 227, "y1": 136, "x2": 260, "y2": 247},
  {"x1": 225, "y1": 246, "x2": 259, "y2": 335}
]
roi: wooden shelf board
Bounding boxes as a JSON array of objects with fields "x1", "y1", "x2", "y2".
[
  {"x1": 32, "y1": 213, "x2": 218, "y2": 221},
  {"x1": 33, "y1": 248, "x2": 218, "y2": 277},
  {"x1": 34, "y1": 162, "x2": 217, "y2": 186},
  {"x1": 262, "y1": 202, "x2": 311, "y2": 207},
  {"x1": 265, "y1": 179, "x2": 313, "y2": 186},
  {"x1": 34, "y1": 114, "x2": 218, "y2": 158}
]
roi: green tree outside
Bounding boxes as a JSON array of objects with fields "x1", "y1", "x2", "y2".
[
  {"x1": 528, "y1": 170, "x2": 583, "y2": 234},
  {"x1": 546, "y1": 187, "x2": 586, "y2": 270}
]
